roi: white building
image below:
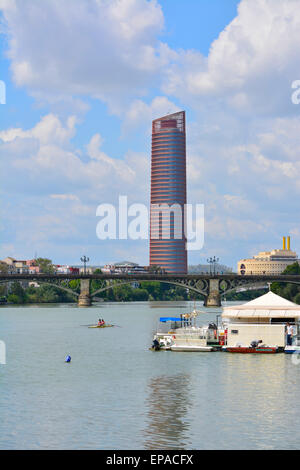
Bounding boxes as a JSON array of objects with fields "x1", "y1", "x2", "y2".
[
  {"x1": 102, "y1": 262, "x2": 148, "y2": 275},
  {"x1": 1, "y1": 257, "x2": 29, "y2": 274},
  {"x1": 238, "y1": 236, "x2": 299, "y2": 275},
  {"x1": 222, "y1": 291, "x2": 300, "y2": 348}
]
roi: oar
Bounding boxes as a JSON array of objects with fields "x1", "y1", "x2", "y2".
[{"x1": 80, "y1": 323, "x2": 122, "y2": 328}]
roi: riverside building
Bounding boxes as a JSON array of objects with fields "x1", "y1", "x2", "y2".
[
  {"x1": 149, "y1": 111, "x2": 187, "y2": 274},
  {"x1": 222, "y1": 290, "x2": 300, "y2": 349},
  {"x1": 238, "y1": 236, "x2": 299, "y2": 275}
]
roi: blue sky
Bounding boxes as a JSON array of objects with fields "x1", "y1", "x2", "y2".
[
  {"x1": 1, "y1": 0, "x2": 300, "y2": 270},
  {"x1": 160, "y1": 0, "x2": 239, "y2": 53}
]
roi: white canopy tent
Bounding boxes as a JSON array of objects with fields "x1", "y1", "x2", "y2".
[{"x1": 222, "y1": 291, "x2": 300, "y2": 319}]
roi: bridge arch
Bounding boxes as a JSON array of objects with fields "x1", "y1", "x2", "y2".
[
  {"x1": 0, "y1": 279, "x2": 79, "y2": 298},
  {"x1": 221, "y1": 283, "x2": 268, "y2": 297},
  {"x1": 220, "y1": 279, "x2": 300, "y2": 297},
  {"x1": 90, "y1": 279, "x2": 208, "y2": 298},
  {"x1": 37, "y1": 281, "x2": 79, "y2": 298}
]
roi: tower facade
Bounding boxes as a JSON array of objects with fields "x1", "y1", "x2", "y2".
[{"x1": 149, "y1": 111, "x2": 187, "y2": 274}]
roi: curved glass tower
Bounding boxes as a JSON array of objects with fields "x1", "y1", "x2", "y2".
[{"x1": 150, "y1": 111, "x2": 187, "y2": 274}]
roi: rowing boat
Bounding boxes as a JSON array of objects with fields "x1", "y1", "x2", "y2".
[{"x1": 88, "y1": 324, "x2": 114, "y2": 329}]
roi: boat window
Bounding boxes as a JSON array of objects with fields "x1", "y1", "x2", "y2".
[
  {"x1": 231, "y1": 330, "x2": 239, "y2": 334},
  {"x1": 270, "y1": 318, "x2": 295, "y2": 324}
]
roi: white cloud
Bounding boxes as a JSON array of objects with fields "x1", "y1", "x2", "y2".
[
  {"x1": 0, "y1": 114, "x2": 78, "y2": 145},
  {"x1": 1, "y1": 113, "x2": 150, "y2": 201},
  {"x1": 0, "y1": 113, "x2": 151, "y2": 261},
  {"x1": 0, "y1": 0, "x2": 167, "y2": 110},
  {"x1": 163, "y1": 0, "x2": 300, "y2": 116},
  {"x1": 2, "y1": 0, "x2": 300, "y2": 118},
  {"x1": 122, "y1": 96, "x2": 180, "y2": 134},
  {"x1": 50, "y1": 194, "x2": 79, "y2": 201}
]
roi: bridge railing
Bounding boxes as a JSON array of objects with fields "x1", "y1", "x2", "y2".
[{"x1": 1, "y1": 272, "x2": 300, "y2": 282}]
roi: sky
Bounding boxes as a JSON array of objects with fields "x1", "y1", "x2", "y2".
[{"x1": 1, "y1": 0, "x2": 300, "y2": 270}]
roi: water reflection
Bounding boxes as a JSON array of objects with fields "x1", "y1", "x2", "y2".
[
  {"x1": 143, "y1": 374, "x2": 192, "y2": 450},
  {"x1": 220, "y1": 355, "x2": 300, "y2": 449},
  {"x1": 148, "y1": 301, "x2": 196, "y2": 309}
]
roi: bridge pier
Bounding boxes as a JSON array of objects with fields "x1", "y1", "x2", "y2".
[
  {"x1": 205, "y1": 279, "x2": 221, "y2": 307},
  {"x1": 78, "y1": 279, "x2": 91, "y2": 307}
]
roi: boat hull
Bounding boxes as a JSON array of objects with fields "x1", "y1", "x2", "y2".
[
  {"x1": 170, "y1": 345, "x2": 214, "y2": 352},
  {"x1": 88, "y1": 324, "x2": 114, "y2": 328},
  {"x1": 225, "y1": 346, "x2": 278, "y2": 354},
  {"x1": 284, "y1": 346, "x2": 300, "y2": 354}
]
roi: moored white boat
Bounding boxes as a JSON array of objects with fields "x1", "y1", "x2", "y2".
[
  {"x1": 284, "y1": 345, "x2": 300, "y2": 354},
  {"x1": 151, "y1": 309, "x2": 221, "y2": 352},
  {"x1": 170, "y1": 344, "x2": 214, "y2": 352}
]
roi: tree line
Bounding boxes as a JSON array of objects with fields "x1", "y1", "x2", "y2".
[
  {"x1": 2, "y1": 261, "x2": 300, "y2": 305},
  {"x1": 3, "y1": 279, "x2": 200, "y2": 304}
]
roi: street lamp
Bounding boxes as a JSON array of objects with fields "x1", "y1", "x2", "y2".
[
  {"x1": 207, "y1": 256, "x2": 219, "y2": 276},
  {"x1": 81, "y1": 255, "x2": 90, "y2": 275}
]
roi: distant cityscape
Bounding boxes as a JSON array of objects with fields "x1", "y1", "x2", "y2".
[
  {"x1": 1, "y1": 235, "x2": 299, "y2": 278},
  {"x1": 0, "y1": 257, "x2": 233, "y2": 276}
]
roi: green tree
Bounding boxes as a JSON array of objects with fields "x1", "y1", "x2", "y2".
[
  {"x1": 282, "y1": 263, "x2": 300, "y2": 275},
  {"x1": 7, "y1": 281, "x2": 26, "y2": 303},
  {"x1": 91, "y1": 268, "x2": 106, "y2": 294},
  {"x1": 140, "y1": 281, "x2": 161, "y2": 299},
  {"x1": 0, "y1": 285, "x2": 7, "y2": 296},
  {"x1": 271, "y1": 262, "x2": 300, "y2": 303},
  {"x1": 35, "y1": 258, "x2": 54, "y2": 274},
  {"x1": 7, "y1": 294, "x2": 20, "y2": 304},
  {"x1": 226, "y1": 289, "x2": 268, "y2": 301},
  {"x1": 131, "y1": 289, "x2": 149, "y2": 301},
  {"x1": 68, "y1": 279, "x2": 80, "y2": 293},
  {"x1": 0, "y1": 262, "x2": 8, "y2": 273},
  {"x1": 112, "y1": 284, "x2": 132, "y2": 301},
  {"x1": 148, "y1": 265, "x2": 165, "y2": 274}
]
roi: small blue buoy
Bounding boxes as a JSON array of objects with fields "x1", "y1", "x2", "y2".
[{"x1": 65, "y1": 355, "x2": 71, "y2": 363}]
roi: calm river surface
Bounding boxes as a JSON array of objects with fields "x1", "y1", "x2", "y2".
[{"x1": 0, "y1": 301, "x2": 299, "y2": 450}]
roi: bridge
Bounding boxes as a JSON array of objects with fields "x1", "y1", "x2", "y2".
[{"x1": 1, "y1": 273, "x2": 300, "y2": 307}]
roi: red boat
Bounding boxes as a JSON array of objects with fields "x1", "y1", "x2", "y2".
[{"x1": 226, "y1": 346, "x2": 279, "y2": 354}]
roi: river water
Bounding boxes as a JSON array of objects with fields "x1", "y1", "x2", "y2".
[{"x1": 0, "y1": 301, "x2": 299, "y2": 450}]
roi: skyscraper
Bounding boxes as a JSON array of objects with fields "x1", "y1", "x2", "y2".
[{"x1": 149, "y1": 111, "x2": 187, "y2": 274}]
